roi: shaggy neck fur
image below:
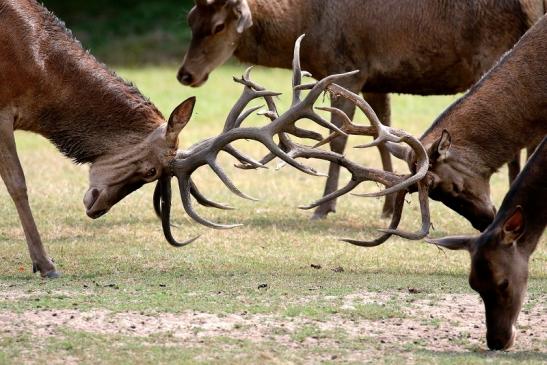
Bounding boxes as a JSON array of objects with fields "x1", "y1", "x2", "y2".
[{"x1": 8, "y1": 0, "x2": 164, "y2": 164}]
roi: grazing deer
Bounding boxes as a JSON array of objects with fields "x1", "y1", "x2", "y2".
[
  {"x1": 177, "y1": 0, "x2": 544, "y2": 220},
  {"x1": 0, "y1": 0, "x2": 196, "y2": 277},
  {"x1": 427, "y1": 137, "x2": 546, "y2": 351}
]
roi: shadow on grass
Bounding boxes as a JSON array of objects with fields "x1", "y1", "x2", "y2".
[{"x1": 413, "y1": 349, "x2": 547, "y2": 363}]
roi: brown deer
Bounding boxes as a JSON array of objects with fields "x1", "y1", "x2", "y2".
[
  {"x1": 427, "y1": 137, "x2": 546, "y2": 351},
  {"x1": 0, "y1": 0, "x2": 196, "y2": 277},
  {"x1": 177, "y1": 0, "x2": 545, "y2": 220}
]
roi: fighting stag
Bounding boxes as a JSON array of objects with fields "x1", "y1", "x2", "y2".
[
  {"x1": 1, "y1": 0, "x2": 196, "y2": 277},
  {"x1": 154, "y1": 36, "x2": 431, "y2": 245},
  {"x1": 428, "y1": 137, "x2": 547, "y2": 351}
]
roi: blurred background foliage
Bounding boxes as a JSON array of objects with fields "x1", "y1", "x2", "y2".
[{"x1": 43, "y1": 0, "x2": 196, "y2": 65}]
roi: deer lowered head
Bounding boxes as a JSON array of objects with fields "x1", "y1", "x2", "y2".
[
  {"x1": 427, "y1": 137, "x2": 547, "y2": 350},
  {"x1": 408, "y1": 129, "x2": 497, "y2": 231},
  {"x1": 178, "y1": 0, "x2": 252, "y2": 87},
  {"x1": 83, "y1": 97, "x2": 197, "y2": 219}
]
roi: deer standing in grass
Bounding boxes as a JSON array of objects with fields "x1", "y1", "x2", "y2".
[
  {"x1": 0, "y1": 0, "x2": 196, "y2": 277},
  {"x1": 427, "y1": 137, "x2": 546, "y2": 351},
  {"x1": 178, "y1": 0, "x2": 545, "y2": 220}
]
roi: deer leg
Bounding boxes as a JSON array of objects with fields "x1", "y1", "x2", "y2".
[
  {"x1": 312, "y1": 96, "x2": 357, "y2": 219},
  {"x1": 508, "y1": 151, "x2": 521, "y2": 185},
  {"x1": 363, "y1": 92, "x2": 395, "y2": 218},
  {"x1": 0, "y1": 117, "x2": 59, "y2": 278}
]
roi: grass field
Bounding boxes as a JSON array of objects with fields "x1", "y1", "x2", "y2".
[{"x1": 0, "y1": 65, "x2": 545, "y2": 364}]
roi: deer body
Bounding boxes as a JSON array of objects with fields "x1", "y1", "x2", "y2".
[
  {"x1": 419, "y1": 15, "x2": 547, "y2": 231},
  {"x1": 0, "y1": 0, "x2": 194, "y2": 277},
  {"x1": 179, "y1": 0, "x2": 543, "y2": 219}
]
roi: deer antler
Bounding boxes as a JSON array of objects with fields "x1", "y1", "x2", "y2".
[
  {"x1": 156, "y1": 35, "x2": 431, "y2": 246},
  {"x1": 157, "y1": 35, "x2": 361, "y2": 245},
  {"x1": 264, "y1": 83, "x2": 432, "y2": 244}
]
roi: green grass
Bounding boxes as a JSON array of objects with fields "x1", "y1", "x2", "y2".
[{"x1": 1, "y1": 65, "x2": 546, "y2": 364}]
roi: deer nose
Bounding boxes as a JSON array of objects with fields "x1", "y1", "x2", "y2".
[{"x1": 177, "y1": 69, "x2": 194, "y2": 85}]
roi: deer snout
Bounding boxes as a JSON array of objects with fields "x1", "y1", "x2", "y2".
[
  {"x1": 487, "y1": 326, "x2": 516, "y2": 351},
  {"x1": 177, "y1": 68, "x2": 194, "y2": 85},
  {"x1": 84, "y1": 188, "x2": 108, "y2": 219},
  {"x1": 177, "y1": 67, "x2": 209, "y2": 87}
]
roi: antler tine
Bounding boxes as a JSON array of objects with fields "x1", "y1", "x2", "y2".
[
  {"x1": 223, "y1": 145, "x2": 267, "y2": 169},
  {"x1": 190, "y1": 178, "x2": 234, "y2": 210},
  {"x1": 207, "y1": 158, "x2": 259, "y2": 201},
  {"x1": 324, "y1": 84, "x2": 429, "y2": 197},
  {"x1": 158, "y1": 176, "x2": 200, "y2": 247},
  {"x1": 292, "y1": 34, "x2": 311, "y2": 105},
  {"x1": 178, "y1": 175, "x2": 243, "y2": 229},
  {"x1": 341, "y1": 190, "x2": 407, "y2": 247},
  {"x1": 378, "y1": 178, "x2": 431, "y2": 239}
]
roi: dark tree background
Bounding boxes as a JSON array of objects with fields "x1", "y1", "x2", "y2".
[{"x1": 43, "y1": 0, "x2": 195, "y2": 65}]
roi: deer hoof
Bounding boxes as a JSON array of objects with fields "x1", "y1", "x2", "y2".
[
  {"x1": 44, "y1": 270, "x2": 61, "y2": 279},
  {"x1": 311, "y1": 207, "x2": 336, "y2": 220}
]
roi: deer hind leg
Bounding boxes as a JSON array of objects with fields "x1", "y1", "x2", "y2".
[
  {"x1": 508, "y1": 151, "x2": 521, "y2": 185},
  {"x1": 0, "y1": 115, "x2": 59, "y2": 278},
  {"x1": 362, "y1": 92, "x2": 395, "y2": 218},
  {"x1": 311, "y1": 95, "x2": 356, "y2": 219}
]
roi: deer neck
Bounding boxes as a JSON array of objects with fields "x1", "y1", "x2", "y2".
[
  {"x1": 235, "y1": 0, "x2": 310, "y2": 68},
  {"x1": 14, "y1": 4, "x2": 164, "y2": 164}
]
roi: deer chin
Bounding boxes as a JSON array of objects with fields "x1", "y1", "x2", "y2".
[
  {"x1": 84, "y1": 188, "x2": 110, "y2": 219},
  {"x1": 190, "y1": 73, "x2": 209, "y2": 87}
]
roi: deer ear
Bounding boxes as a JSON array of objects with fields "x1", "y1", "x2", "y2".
[
  {"x1": 501, "y1": 206, "x2": 525, "y2": 245},
  {"x1": 166, "y1": 97, "x2": 196, "y2": 148},
  {"x1": 437, "y1": 129, "x2": 451, "y2": 159},
  {"x1": 233, "y1": 0, "x2": 252, "y2": 33}
]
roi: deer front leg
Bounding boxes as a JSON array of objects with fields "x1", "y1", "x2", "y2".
[
  {"x1": 508, "y1": 151, "x2": 520, "y2": 185},
  {"x1": 0, "y1": 118, "x2": 59, "y2": 278},
  {"x1": 312, "y1": 95, "x2": 356, "y2": 219},
  {"x1": 363, "y1": 92, "x2": 395, "y2": 218}
]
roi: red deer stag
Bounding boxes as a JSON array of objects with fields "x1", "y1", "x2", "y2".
[
  {"x1": 0, "y1": 0, "x2": 198, "y2": 277},
  {"x1": 177, "y1": 0, "x2": 545, "y2": 220},
  {"x1": 427, "y1": 137, "x2": 546, "y2": 351},
  {"x1": 302, "y1": 15, "x2": 547, "y2": 241}
]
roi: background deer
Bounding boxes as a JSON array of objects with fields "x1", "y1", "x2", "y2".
[
  {"x1": 178, "y1": 0, "x2": 545, "y2": 220},
  {"x1": 427, "y1": 137, "x2": 546, "y2": 351},
  {"x1": 0, "y1": 0, "x2": 195, "y2": 277}
]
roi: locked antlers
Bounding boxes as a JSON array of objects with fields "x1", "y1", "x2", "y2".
[{"x1": 156, "y1": 35, "x2": 432, "y2": 247}]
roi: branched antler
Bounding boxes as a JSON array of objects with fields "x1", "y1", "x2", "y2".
[
  {"x1": 155, "y1": 35, "x2": 361, "y2": 245},
  {"x1": 155, "y1": 34, "x2": 432, "y2": 246}
]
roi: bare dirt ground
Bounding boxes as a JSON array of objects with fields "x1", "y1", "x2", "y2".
[{"x1": 1, "y1": 291, "x2": 545, "y2": 354}]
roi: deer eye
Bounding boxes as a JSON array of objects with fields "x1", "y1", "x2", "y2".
[
  {"x1": 212, "y1": 23, "x2": 225, "y2": 35},
  {"x1": 144, "y1": 168, "x2": 157, "y2": 179},
  {"x1": 498, "y1": 279, "x2": 509, "y2": 292}
]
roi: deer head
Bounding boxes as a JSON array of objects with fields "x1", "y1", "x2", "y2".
[
  {"x1": 178, "y1": 0, "x2": 252, "y2": 87},
  {"x1": 428, "y1": 207, "x2": 531, "y2": 350},
  {"x1": 425, "y1": 130, "x2": 497, "y2": 231},
  {"x1": 84, "y1": 97, "x2": 196, "y2": 219}
]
